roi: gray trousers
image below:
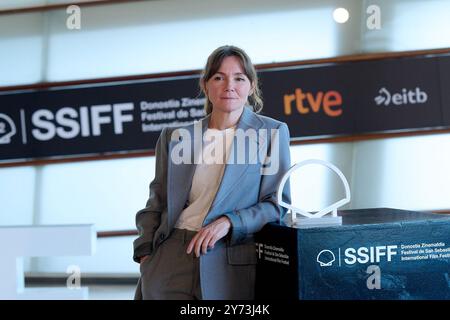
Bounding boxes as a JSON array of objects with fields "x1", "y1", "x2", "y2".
[{"x1": 134, "y1": 228, "x2": 202, "y2": 300}]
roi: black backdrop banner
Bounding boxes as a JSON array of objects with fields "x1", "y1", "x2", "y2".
[
  {"x1": 0, "y1": 53, "x2": 449, "y2": 163},
  {"x1": 439, "y1": 55, "x2": 450, "y2": 127},
  {"x1": 259, "y1": 55, "x2": 445, "y2": 139},
  {"x1": 0, "y1": 76, "x2": 206, "y2": 162}
]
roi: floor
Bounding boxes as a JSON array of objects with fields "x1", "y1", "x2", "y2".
[
  {"x1": 88, "y1": 285, "x2": 136, "y2": 300},
  {"x1": 24, "y1": 283, "x2": 137, "y2": 300}
]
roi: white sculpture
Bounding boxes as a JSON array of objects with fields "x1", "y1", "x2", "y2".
[
  {"x1": 0, "y1": 224, "x2": 96, "y2": 300},
  {"x1": 277, "y1": 159, "x2": 351, "y2": 226}
]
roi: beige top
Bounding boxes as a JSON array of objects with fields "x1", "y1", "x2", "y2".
[{"x1": 175, "y1": 125, "x2": 236, "y2": 231}]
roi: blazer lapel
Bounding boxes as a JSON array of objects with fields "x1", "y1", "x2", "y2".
[
  {"x1": 167, "y1": 114, "x2": 211, "y2": 229},
  {"x1": 167, "y1": 107, "x2": 264, "y2": 227},
  {"x1": 209, "y1": 107, "x2": 264, "y2": 211}
]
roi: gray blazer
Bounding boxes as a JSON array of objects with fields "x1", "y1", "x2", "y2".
[{"x1": 133, "y1": 106, "x2": 291, "y2": 299}]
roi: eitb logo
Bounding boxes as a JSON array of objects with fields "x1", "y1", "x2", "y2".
[{"x1": 374, "y1": 87, "x2": 428, "y2": 106}]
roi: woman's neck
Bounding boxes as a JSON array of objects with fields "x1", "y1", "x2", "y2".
[{"x1": 208, "y1": 108, "x2": 244, "y2": 130}]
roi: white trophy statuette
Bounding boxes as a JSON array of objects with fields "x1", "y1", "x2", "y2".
[{"x1": 277, "y1": 159, "x2": 351, "y2": 227}]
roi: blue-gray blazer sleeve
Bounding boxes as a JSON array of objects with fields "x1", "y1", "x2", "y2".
[
  {"x1": 133, "y1": 127, "x2": 168, "y2": 262},
  {"x1": 223, "y1": 122, "x2": 292, "y2": 245}
]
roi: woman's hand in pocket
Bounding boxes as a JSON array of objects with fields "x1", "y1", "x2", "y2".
[{"x1": 140, "y1": 255, "x2": 150, "y2": 264}]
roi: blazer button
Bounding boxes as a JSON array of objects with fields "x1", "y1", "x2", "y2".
[{"x1": 159, "y1": 233, "x2": 165, "y2": 240}]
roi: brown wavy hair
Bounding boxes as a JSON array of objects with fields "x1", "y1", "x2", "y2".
[{"x1": 200, "y1": 45, "x2": 263, "y2": 115}]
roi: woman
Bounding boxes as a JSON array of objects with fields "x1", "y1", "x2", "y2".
[{"x1": 133, "y1": 45, "x2": 291, "y2": 300}]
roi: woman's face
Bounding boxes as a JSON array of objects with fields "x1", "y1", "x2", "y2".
[{"x1": 205, "y1": 56, "x2": 253, "y2": 114}]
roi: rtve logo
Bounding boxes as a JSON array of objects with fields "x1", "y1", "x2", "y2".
[
  {"x1": 374, "y1": 87, "x2": 428, "y2": 106},
  {"x1": 283, "y1": 88, "x2": 343, "y2": 117}
]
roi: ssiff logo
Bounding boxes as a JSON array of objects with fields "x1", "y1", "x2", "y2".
[
  {"x1": 0, "y1": 113, "x2": 16, "y2": 144},
  {"x1": 316, "y1": 249, "x2": 336, "y2": 267},
  {"x1": 316, "y1": 245, "x2": 397, "y2": 290},
  {"x1": 316, "y1": 245, "x2": 397, "y2": 267}
]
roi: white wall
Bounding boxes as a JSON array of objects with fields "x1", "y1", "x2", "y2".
[
  {"x1": 45, "y1": 1, "x2": 341, "y2": 81},
  {"x1": 362, "y1": 0, "x2": 450, "y2": 52},
  {"x1": 351, "y1": 133, "x2": 450, "y2": 210},
  {"x1": 0, "y1": 167, "x2": 36, "y2": 225},
  {"x1": 0, "y1": 12, "x2": 45, "y2": 86}
]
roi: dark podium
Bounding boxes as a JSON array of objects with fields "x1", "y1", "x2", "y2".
[{"x1": 255, "y1": 208, "x2": 450, "y2": 300}]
